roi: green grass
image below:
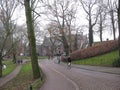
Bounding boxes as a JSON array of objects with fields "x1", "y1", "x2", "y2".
[
  {"x1": 73, "y1": 50, "x2": 119, "y2": 67},
  {"x1": 0, "y1": 62, "x2": 44, "y2": 90},
  {"x1": 22, "y1": 56, "x2": 47, "y2": 60},
  {"x1": 2, "y1": 60, "x2": 17, "y2": 76},
  {"x1": 38, "y1": 56, "x2": 47, "y2": 59},
  {"x1": 32, "y1": 77, "x2": 45, "y2": 90}
]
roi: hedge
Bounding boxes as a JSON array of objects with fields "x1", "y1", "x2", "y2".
[{"x1": 70, "y1": 40, "x2": 118, "y2": 60}]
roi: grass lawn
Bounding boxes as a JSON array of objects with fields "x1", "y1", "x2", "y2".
[
  {"x1": 38, "y1": 56, "x2": 48, "y2": 59},
  {"x1": 2, "y1": 60, "x2": 17, "y2": 77},
  {"x1": 73, "y1": 50, "x2": 119, "y2": 67},
  {"x1": 22, "y1": 56, "x2": 47, "y2": 60},
  {"x1": 0, "y1": 62, "x2": 44, "y2": 90}
]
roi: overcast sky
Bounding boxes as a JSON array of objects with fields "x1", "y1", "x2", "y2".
[{"x1": 12, "y1": 0, "x2": 118, "y2": 42}]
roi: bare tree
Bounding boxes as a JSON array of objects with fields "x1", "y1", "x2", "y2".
[
  {"x1": 97, "y1": 1, "x2": 107, "y2": 42},
  {"x1": 79, "y1": 0, "x2": 99, "y2": 46},
  {"x1": 108, "y1": 0, "x2": 118, "y2": 40},
  {"x1": 118, "y1": 0, "x2": 120, "y2": 57},
  {"x1": 65, "y1": 6, "x2": 77, "y2": 53},
  {"x1": 24, "y1": 0, "x2": 41, "y2": 79},
  {"x1": 0, "y1": 0, "x2": 18, "y2": 77},
  {"x1": 44, "y1": 0, "x2": 77, "y2": 55},
  {"x1": 46, "y1": 22, "x2": 60, "y2": 55}
]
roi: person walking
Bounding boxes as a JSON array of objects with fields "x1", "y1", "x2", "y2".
[{"x1": 57, "y1": 51, "x2": 61, "y2": 64}]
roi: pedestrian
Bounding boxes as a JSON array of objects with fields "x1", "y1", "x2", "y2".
[
  {"x1": 57, "y1": 52, "x2": 61, "y2": 64},
  {"x1": 20, "y1": 59, "x2": 23, "y2": 64},
  {"x1": 2, "y1": 63, "x2": 7, "y2": 70},
  {"x1": 17, "y1": 59, "x2": 20, "y2": 65},
  {"x1": 48, "y1": 54, "x2": 51, "y2": 60}
]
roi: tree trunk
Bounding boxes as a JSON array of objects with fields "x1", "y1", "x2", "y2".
[
  {"x1": 89, "y1": 18, "x2": 93, "y2": 46},
  {"x1": 99, "y1": 13, "x2": 103, "y2": 42},
  {"x1": 74, "y1": 33, "x2": 78, "y2": 50},
  {"x1": 61, "y1": 11, "x2": 69, "y2": 56},
  {"x1": 61, "y1": 31, "x2": 69, "y2": 56},
  {"x1": 68, "y1": 25, "x2": 72, "y2": 53},
  {"x1": 24, "y1": 0, "x2": 41, "y2": 79},
  {"x1": 0, "y1": 55, "x2": 2, "y2": 77},
  {"x1": 0, "y1": 53, "x2": 2, "y2": 77},
  {"x1": 100, "y1": 28, "x2": 102, "y2": 42},
  {"x1": 89, "y1": 27, "x2": 93, "y2": 46},
  {"x1": 12, "y1": 53, "x2": 16, "y2": 63},
  {"x1": 118, "y1": 0, "x2": 120, "y2": 57},
  {"x1": 110, "y1": 10, "x2": 116, "y2": 40}
]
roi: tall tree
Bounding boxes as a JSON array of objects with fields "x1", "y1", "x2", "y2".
[
  {"x1": 65, "y1": 6, "x2": 77, "y2": 53},
  {"x1": 44, "y1": 0, "x2": 77, "y2": 55},
  {"x1": 24, "y1": 0, "x2": 41, "y2": 79},
  {"x1": 0, "y1": 0, "x2": 18, "y2": 77},
  {"x1": 97, "y1": 1, "x2": 107, "y2": 42},
  {"x1": 80, "y1": 0, "x2": 99, "y2": 46},
  {"x1": 46, "y1": 22, "x2": 60, "y2": 55},
  {"x1": 108, "y1": 0, "x2": 117, "y2": 40},
  {"x1": 118, "y1": 0, "x2": 120, "y2": 57}
]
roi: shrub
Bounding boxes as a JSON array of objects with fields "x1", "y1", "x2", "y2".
[
  {"x1": 112, "y1": 57, "x2": 120, "y2": 67},
  {"x1": 70, "y1": 40, "x2": 118, "y2": 60}
]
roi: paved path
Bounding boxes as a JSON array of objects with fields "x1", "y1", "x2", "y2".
[
  {"x1": 0, "y1": 64, "x2": 22, "y2": 87},
  {"x1": 0, "y1": 60, "x2": 29, "y2": 87},
  {"x1": 39, "y1": 61, "x2": 76, "y2": 90},
  {"x1": 39, "y1": 59, "x2": 120, "y2": 90},
  {"x1": 62, "y1": 62, "x2": 120, "y2": 75}
]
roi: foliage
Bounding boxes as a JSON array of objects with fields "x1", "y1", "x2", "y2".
[
  {"x1": 38, "y1": 56, "x2": 48, "y2": 59},
  {"x1": 112, "y1": 57, "x2": 120, "y2": 67},
  {"x1": 73, "y1": 50, "x2": 119, "y2": 67},
  {"x1": 71, "y1": 40, "x2": 118, "y2": 60},
  {"x1": 0, "y1": 62, "x2": 44, "y2": 90},
  {"x1": 32, "y1": 77, "x2": 45, "y2": 90},
  {"x1": 2, "y1": 60, "x2": 17, "y2": 76}
]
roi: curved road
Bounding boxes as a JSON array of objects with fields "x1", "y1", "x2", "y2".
[{"x1": 39, "y1": 59, "x2": 120, "y2": 90}]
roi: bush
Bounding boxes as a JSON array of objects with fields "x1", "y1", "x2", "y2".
[
  {"x1": 112, "y1": 57, "x2": 120, "y2": 67},
  {"x1": 70, "y1": 40, "x2": 118, "y2": 60}
]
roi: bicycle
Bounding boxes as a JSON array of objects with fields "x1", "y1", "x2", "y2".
[
  {"x1": 67, "y1": 62, "x2": 71, "y2": 69},
  {"x1": 58, "y1": 58, "x2": 60, "y2": 64},
  {"x1": 67, "y1": 56, "x2": 71, "y2": 69}
]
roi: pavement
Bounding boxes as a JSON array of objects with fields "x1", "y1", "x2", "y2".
[
  {"x1": 39, "y1": 61, "x2": 76, "y2": 90},
  {"x1": 39, "y1": 60, "x2": 120, "y2": 90},
  {"x1": 59, "y1": 61, "x2": 120, "y2": 75},
  {"x1": 0, "y1": 58, "x2": 119, "y2": 88},
  {"x1": 0, "y1": 60, "x2": 28, "y2": 87},
  {"x1": 0, "y1": 64, "x2": 22, "y2": 87},
  {"x1": 71, "y1": 64, "x2": 120, "y2": 75}
]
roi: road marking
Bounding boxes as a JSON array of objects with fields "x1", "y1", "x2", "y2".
[{"x1": 49, "y1": 66, "x2": 79, "y2": 90}]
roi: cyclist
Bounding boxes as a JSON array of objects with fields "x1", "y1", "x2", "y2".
[{"x1": 67, "y1": 56, "x2": 71, "y2": 69}]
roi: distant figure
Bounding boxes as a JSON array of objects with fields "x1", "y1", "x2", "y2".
[
  {"x1": 20, "y1": 53, "x2": 23, "y2": 63},
  {"x1": 56, "y1": 54, "x2": 60, "y2": 63},
  {"x1": 2, "y1": 63, "x2": 7, "y2": 70},
  {"x1": 67, "y1": 56, "x2": 71, "y2": 69},
  {"x1": 20, "y1": 59, "x2": 23, "y2": 64},
  {"x1": 48, "y1": 53, "x2": 51, "y2": 60},
  {"x1": 17, "y1": 59, "x2": 21, "y2": 65},
  {"x1": 68, "y1": 56, "x2": 71, "y2": 64},
  {"x1": 57, "y1": 51, "x2": 61, "y2": 64},
  {"x1": 48, "y1": 55, "x2": 50, "y2": 60},
  {"x1": 106, "y1": 38, "x2": 109, "y2": 41}
]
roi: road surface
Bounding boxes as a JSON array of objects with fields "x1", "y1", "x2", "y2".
[{"x1": 39, "y1": 59, "x2": 120, "y2": 90}]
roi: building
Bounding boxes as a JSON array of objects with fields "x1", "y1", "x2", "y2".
[{"x1": 37, "y1": 33, "x2": 88, "y2": 56}]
